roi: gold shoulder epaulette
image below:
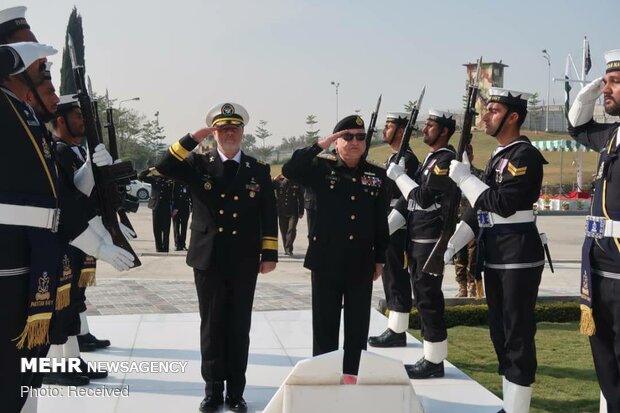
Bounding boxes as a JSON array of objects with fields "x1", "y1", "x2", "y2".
[{"x1": 317, "y1": 153, "x2": 337, "y2": 161}]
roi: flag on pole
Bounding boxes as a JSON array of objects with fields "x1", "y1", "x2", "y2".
[
  {"x1": 564, "y1": 55, "x2": 572, "y2": 119},
  {"x1": 584, "y1": 39, "x2": 592, "y2": 75}
]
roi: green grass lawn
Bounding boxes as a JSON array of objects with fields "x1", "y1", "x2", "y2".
[
  {"x1": 271, "y1": 130, "x2": 599, "y2": 190},
  {"x1": 410, "y1": 322, "x2": 600, "y2": 413}
]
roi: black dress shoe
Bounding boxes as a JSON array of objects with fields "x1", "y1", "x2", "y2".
[
  {"x1": 368, "y1": 328, "x2": 406, "y2": 348},
  {"x1": 225, "y1": 395, "x2": 247, "y2": 412},
  {"x1": 79, "y1": 358, "x2": 108, "y2": 379},
  {"x1": 405, "y1": 358, "x2": 444, "y2": 379},
  {"x1": 199, "y1": 395, "x2": 224, "y2": 413},
  {"x1": 42, "y1": 372, "x2": 90, "y2": 386},
  {"x1": 497, "y1": 410, "x2": 506, "y2": 413},
  {"x1": 78, "y1": 332, "x2": 111, "y2": 349},
  {"x1": 78, "y1": 339, "x2": 97, "y2": 353}
]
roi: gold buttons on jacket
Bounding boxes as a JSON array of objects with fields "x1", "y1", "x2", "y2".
[
  {"x1": 351, "y1": 195, "x2": 356, "y2": 201},
  {"x1": 219, "y1": 210, "x2": 224, "y2": 215},
  {"x1": 352, "y1": 178, "x2": 357, "y2": 182},
  {"x1": 218, "y1": 227, "x2": 224, "y2": 232},
  {"x1": 349, "y1": 235, "x2": 354, "y2": 240},
  {"x1": 232, "y1": 230, "x2": 237, "y2": 235},
  {"x1": 220, "y1": 194, "x2": 225, "y2": 198},
  {"x1": 351, "y1": 215, "x2": 356, "y2": 220},
  {"x1": 234, "y1": 195, "x2": 239, "y2": 201},
  {"x1": 233, "y1": 213, "x2": 238, "y2": 218}
]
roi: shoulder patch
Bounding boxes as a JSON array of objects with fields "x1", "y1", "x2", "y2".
[
  {"x1": 433, "y1": 165, "x2": 449, "y2": 176},
  {"x1": 507, "y1": 162, "x2": 527, "y2": 177},
  {"x1": 317, "y1": 153, "x2": 337, "y2": 161}
]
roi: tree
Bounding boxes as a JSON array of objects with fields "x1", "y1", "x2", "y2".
[
  {"x1": 138, "y1": 115, "x2": 166, "y2": 165},
  {"x1": 404, "y1": 100, "x2": 416, "y2": 112},
  {"x1": 304, "y1": 114, "x2": 320, "y2": 144},
  {"x1": 253, "y1": 146, "x2": 275, "y2": 162},
  {"x1": 59, "y1": 7, "x2": 85, "y2": 95},
  {"x1": 255, "y1": 120, "x2": 271, "y2": 159},
  {"x1": 528, "y1": 92, "x2": 540, "y2": 108},
  {"x1": 241, "y1": 133, "x2": 257, "y2": 153}
]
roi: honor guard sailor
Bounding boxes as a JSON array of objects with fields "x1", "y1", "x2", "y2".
[
  {"x1": 568, "y1": 49, "x2": 620, "y2": 412},
  {"x1": 368, "y1": 112, "x2": 420, "y2": 348},
  {"x1": 283, "y1": 115, "x2": 389, "y2": 383},
  {"x1": 446, "y1": 88, "x2": 547, "y2": 413},
  {"x1": 386, "y1": 109, "x2": 457, "y2": 379},
  {"x1": 156, "y1": 102, "x2": 278, "y2": 413}
]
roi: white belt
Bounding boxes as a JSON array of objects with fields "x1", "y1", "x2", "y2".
[
  {"x1": 477, "y1": 210, "x2": 535, "y2": 227},
  {"x1": 585, "y1": 216, "x2": 620, "y2": 239},
  {"x1": 0, "y1": 203, "x2": 60, "y2": 232},
  {"x1": 408, "y1": 199, "x2": 440, "y2": 212}
]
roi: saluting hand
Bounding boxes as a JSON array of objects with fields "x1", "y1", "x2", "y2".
[
  {"x1": 317, "y1": 129, "x2": 350, "y2": 149},
  {"x1": 260, "y1": 261, "x2": 277, "y2": 274},
  {"x1": 373, "y1": 263, "x2": 384, "y2": 281},
  {"x1": 191, "y1": 126, "x2": 220, "y2": 143}
]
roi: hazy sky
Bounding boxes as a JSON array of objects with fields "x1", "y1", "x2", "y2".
[{"x1": 11, "y1": 0, "x2": 619, "y2": 145}]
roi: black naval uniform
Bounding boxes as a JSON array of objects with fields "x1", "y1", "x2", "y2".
[
  {"x1": 172, "y1": 180, "x2": 191, "y2": 250},
  {"x1": 461, "y1": 137, "x2": 546, "y2": 387},
  {"x1": 569, "y1": 120, "x2": 620, "y2": 410},
  {"x1": 139, "y1": 170, "x2": 174, "y2": 252},
  {"x1": 273, "y1": 178, "x2": 304, "y2": 254},
  {"x1": 0, "y1": 87, "x2": 88, "y2": 412},
  {"x1": 283, "y1": 144, "x2": 389, "y2": 375},
  {"x1": 382, "y1": 148, "x2": 420, "y2": 315},
  {"x1": 303, "y1": 186, "x2": 317, "y2": 233},
  {"x1": 156, "y1": 135, "x2": 278, "y2": 401},
  {"x1": 394, "y1": 146, "x2": 456, "y2": 344},
  {"x1": 52, "y1": 141, "x2": 96, "y2": 343}
]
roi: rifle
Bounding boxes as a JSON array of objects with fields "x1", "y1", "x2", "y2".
[
  {"x1": 67, "y1": 35, "x2": 141, "y2": 267},
  {"x1": 394, "y1": 87, "x2": 425, "y2": 164},
  {"x1": 362, "y1": 94, "x2": 382, "y2": 159},
  {"x1": 423, "y1": 57, "x2": 483, "y2": 275},
  {"x1": 105, "y1": 96, "x2": 140, "y2": 233}
]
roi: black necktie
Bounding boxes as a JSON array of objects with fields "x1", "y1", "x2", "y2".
[{"x1": 223, "y1": 160, "x2": 238, "y2": 186}]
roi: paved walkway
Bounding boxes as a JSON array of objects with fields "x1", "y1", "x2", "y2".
[{"x1": 85, "y1": 206, "x2": 585, "y2": 316}]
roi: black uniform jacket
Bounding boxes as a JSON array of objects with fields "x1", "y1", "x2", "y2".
[
  {"x1": 462, "y1": 136, "x2": 546, "y2": 266},
  {"x1": 273, "y1": 178, "x2": 304, "y2": 217},
  {"x1": 395, "y1": 146, "x2": 456, "y2": 240},
  {"x1": 172, "y1": 181, "x2": 192, "y2": 213},
  {"x1": 156, "y1": 134, "x2": 278, "y2": 274},
  {"x1": 0, "y1": 88, "x2": 85, "y2": 271},
  {"x1": 139, "y1": 170, "x2": 174, "y2": 211},
  {"x1": 282, "y1": 144, "x2": 389, "y2": 276},
  {"x1": 569, "y1": 119, "x2": 620, "y2": 271}
]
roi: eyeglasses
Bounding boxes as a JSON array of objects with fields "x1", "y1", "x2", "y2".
[{"x1": 341, "y1": 133, "x2": 366, "y2": 142}]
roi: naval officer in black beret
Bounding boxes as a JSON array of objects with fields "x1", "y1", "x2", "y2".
[
  {"x1": 156, "y1": 102, "x2": 278, "y2": 413},
  {"x1": 283, "y1": 115, "x2": 389, "y2": 382}
]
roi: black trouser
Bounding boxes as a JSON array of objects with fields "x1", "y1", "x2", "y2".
[
  {"x1": 381, "y1": 229, "x2": 412, "y2": 313},
  {"x1": 153, "y1": 206, "x2": 171, "y2": 252},
  {"x1": 311, "y1": 268, "x2": 373, "y2": 375},
  {"x1": 589, "y1": 275, "x2": 620, "y2": 412},
  {"x1": 305, "y1": 208, "x2": 316, "y2": 235},
  {"x1": 0, "y1": 274, "x2": 49, "y2": 413},
  {"x1": 408, "y1": 241, "x2": 446, "y2": 342},
  {"x1": 278, "y1": 215, "x2": 299, "y2": 253},
  {"x1": 194, "y1": 269, "x2": 258, "y2": 399},
  {"x1": 484, "y1": 266, "x2": 542, "y2": 386},
  {"x1": 173, "y1": 209, "x2": 189, "y2": 249}
]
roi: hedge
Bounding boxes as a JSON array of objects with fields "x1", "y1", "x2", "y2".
[{"x1": 385, "y1": 301, "x2": 581, "y2": 329}]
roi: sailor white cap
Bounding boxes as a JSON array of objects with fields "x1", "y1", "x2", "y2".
[
  {"x1": 488, "y1": 88, "x2": 531, "y2": 108},
  {"x1": 206, "y1": 102, "x2": 249, "y2": 127}
]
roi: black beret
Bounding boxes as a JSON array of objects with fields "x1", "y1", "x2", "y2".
[{"x1": 333, "y1": 115, "x2": 365, "y2": 134}]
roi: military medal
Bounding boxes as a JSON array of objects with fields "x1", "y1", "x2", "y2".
[{"x1": 250, "y1": 191, "x2": 256, "y2": 198}]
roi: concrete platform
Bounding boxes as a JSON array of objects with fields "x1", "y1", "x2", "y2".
[{"x1": 38, "y1": 310, "x2": 501, "y2": 413}]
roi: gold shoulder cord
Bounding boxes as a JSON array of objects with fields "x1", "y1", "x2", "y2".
[{"x1": 5, "y1": 94, "x2": 57, "y2": 199}]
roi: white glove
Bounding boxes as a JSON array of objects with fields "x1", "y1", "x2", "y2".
[
  {"x1": 119, "y1": 222, "x2": 136, "y2": 239},
  {"x1": 387, "y1": 209, "x2": 406, "y2": 235},
  {"x1": 387, "y1": 159, "x2": 406, "y2": 181},
  {"x1": 4, "y1": 42, "x2": 57, "y2": 75},
  {"x1": 449, "y1": 152, "x2": 473, "y2": 186},
  {"x1": 73, "y1": 157, "x2": 95, "y2": 196},
  {"x1": 70, "y1": 225, "x2": 134, "y2": 271},
  {"x1": 88, "y1": 216, "x2": 113, "y2": 245},
  {"x1": 568, "y1": 77, "x2": 604, "y2": 127},
  {"x1": 450, "y1": 152, "x2": 489, "y2": 207},
  {"x1": 443, "y1": 221, "x2": 475, "y2": 264},
  {"x1": 92, "y1": 144, "x2": 113, "y2": 167}
]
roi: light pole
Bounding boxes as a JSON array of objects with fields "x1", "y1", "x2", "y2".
[
  {"x1": 330, "y1": 81, "x2": 340, "y2": 122},
  {"x1": 542, "y1": 50, "x2": 551, "y2": 132},
  {"x1": 118, "y1": 96, "x2": 140, "y2": 112}
]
